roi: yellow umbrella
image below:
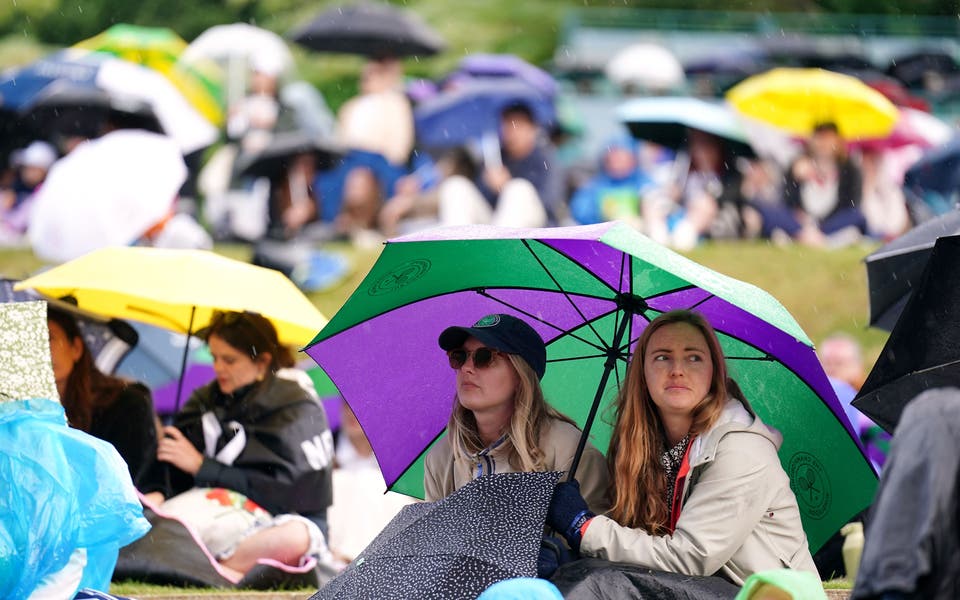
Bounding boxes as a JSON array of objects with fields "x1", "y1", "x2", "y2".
[
  {"x1": 75, "y1": 24, "x2": 225, "y2": 126},
  {"x1": 15, "y1": 247, "x2": 326, "y2": 348},
  {"x1": 726, "y1": 67, "x2": 900, "y2": 141}
]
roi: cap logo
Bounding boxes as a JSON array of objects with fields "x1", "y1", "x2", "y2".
[{"x1": 474, "y1": 314, "x2": 501, "y2": 328}]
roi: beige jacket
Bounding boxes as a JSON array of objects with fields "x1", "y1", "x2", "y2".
[
  {"x1": 581, "y1": 399, "x2": 818, "y2": 586},
  {"x1": 424, "y1": 417, "x2": 611, "y2": 515}
]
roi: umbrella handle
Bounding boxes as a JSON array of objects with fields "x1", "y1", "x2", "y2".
[
  {"x1": 173, "y1": 306, "x2": 197, "y2": 413},
  {"x1": 567, "y1": 311, "x2": 632, "y2": 481}
]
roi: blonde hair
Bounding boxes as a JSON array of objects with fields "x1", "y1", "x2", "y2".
[
  {"x1": 447, "y1": 353, "x2": 575, "y2": 472},
  {"x1": 606, "y1": 310, "x2": 728, "y2": 534}
]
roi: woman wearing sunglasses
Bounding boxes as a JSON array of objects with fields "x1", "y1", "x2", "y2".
[
  {"x1": 424, "y1": 313, "x2": 609, "y2": 516},
  {"x1": 545, "y1": 310, "x2": 818, "y2": 585}
]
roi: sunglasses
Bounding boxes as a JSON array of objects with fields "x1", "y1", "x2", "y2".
[{"x1": 447, "y1": 347, "x2": 503, "y2": 370}]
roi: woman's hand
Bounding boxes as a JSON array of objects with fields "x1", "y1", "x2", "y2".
[
  {"x1": 157, "y1": 426, "x2": 204, "y2": 476},
  {"x1": 547, "y1": 480, "x2": 594, "y2": 551}
]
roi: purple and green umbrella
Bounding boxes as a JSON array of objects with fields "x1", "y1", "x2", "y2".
[{"x1": 305, "y1": 222, "x2": 876, "y2": 552}]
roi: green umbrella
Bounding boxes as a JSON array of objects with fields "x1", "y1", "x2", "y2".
[{"x1": 306, "y1": 222, "x2": 876, "y2": 551}]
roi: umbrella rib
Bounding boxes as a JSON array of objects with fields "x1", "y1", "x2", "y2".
[
  {"x1": 547, "y1": 353, "x2": 625, "y2": 364},
  {"x1": 521, "y1": 239, "x2": 612, "y2": 349},
  {"x1": 476, "y1": 289, "x2": 609, "y2": 354}
]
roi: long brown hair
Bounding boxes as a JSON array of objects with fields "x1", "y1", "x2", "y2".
[
  {"x1": 606, "y1": 310, "x2": 728, "y2": 534},
  {"x1": 48, "y1": 307, "x2": 126, "y2": 432},
  {"x1": 447, "y1": 353, "x2": 575, "y2": 472}
]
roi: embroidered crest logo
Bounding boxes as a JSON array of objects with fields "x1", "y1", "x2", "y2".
[
  {"x1": 474, "y1": 314, "x2": 501, "y2": 327},
  {"x1": 368, "y1": 259, "x2": 431, "y2": 296},
  {"x1": 788, "y1": 451, "x2": 832, "y2": 520}
]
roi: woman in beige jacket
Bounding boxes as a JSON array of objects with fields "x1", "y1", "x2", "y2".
[
  {"x1": 547, "y1": 309, "x2": 818, "y2": 586},
  {"x1": 424, "y1": 313, "x2": 609, "y2": 516}
]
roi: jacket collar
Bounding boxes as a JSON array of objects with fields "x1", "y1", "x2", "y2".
[{"x1": 688, "y1": 397, "x2": 783, "y2": 468}]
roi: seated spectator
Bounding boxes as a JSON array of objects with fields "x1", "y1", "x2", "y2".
[
  {"x1": 752, "y1": 123, "x2": 865, "y2": 247},
  {"x1": 438, "y1": 102, "x2": 564, "y2": 228},
  {"x1": 0, "y1": 140, "x2": 58, "y2": 243},
  {"x1": 336, "y1": 57, "x2": 414, "y2": 167},
  {"x1": 859, "y1": 148, "x2": 910, "y2": 241},
  {"x1": 569, "y1": 134, "x2": 653, "y2": 227},
  {"x1": 643, "y1": 129, "x2": 745, "y2": 250},
  {"x1": 47, "y1": 305, "x2": 159, "y2": 487},
  {"x1": 140, "y1": 311, "x2": 335, "y2": 579}
]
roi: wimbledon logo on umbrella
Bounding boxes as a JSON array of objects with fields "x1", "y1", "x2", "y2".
[
  {"x1": 368, "y1": 259, "x2": 432, "y2": 296},
  {"x1": 787, "y1": 451, "x2": 832, "y2": 520}
]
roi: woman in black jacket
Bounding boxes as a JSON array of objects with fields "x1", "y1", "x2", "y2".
[{"x1": 142, "y1": 310, "x2": 334, "y2": 579}]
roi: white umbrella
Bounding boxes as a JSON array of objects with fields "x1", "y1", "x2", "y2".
[
  {"x1": 605, "y1": 42, "x2": 686, "y2": 92},
  {"x1": 94, "y1": 55, "x2": 219, "y2": 154},
  {"x1": 28, "y1": 130, "x2": 187, "y2": 264},
  {"x1": 182, "y1": 24, "x2": 294, "y2": 107}
]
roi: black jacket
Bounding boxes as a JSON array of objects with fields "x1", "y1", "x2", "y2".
[
  {"x1": 144, "y1": 372, "x2": 334, "y2": 525},
  {"x1": 90, "y1": 382, "x2": 157, "y2": 488}
]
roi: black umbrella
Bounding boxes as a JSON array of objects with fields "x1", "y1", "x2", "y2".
[
  {"x1": 854, "y1": 235, "x2": 960, "y2": 432},
  {"x1": 865, "y1": 209, "x2": 960, "y2": 330},
  {"x1": 311, "y1": 471, "x2": 561, "y2": 600},
  {"x1": 289, "y1": 1, "x2": 445, "y2": 58},
  {"x1": 234, "y1": 131, "x2": 343, "y2": 180}
]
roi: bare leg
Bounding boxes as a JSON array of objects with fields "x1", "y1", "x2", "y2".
[{"x1": 219, "y1": 520, "x2": 311, "y2": 575}]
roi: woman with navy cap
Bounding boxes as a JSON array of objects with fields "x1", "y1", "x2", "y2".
[{"x1": 424, "y1": 313, "x2": 609, "y2": 516}]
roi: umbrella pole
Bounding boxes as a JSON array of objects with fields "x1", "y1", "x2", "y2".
[
  {"x1": 173, "y1": 306, "x2": 197, "y2": 414},
  {"x1": 567, "y1": 311, "x2": 632, "y2": 481}
]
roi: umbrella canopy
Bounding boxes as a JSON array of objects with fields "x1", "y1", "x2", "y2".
[
  {"x1": 864, "y1": 209, "x2": 960, "y2": 330},
  {"x1": 451, "y1": 54, "x2": 558, "y2": 98},
  {"x1": 414, "y1": 78, "x2": 555, "y2": 149},
  {"x1": 726, "y1": 67, "x2": 900, "y2": 141},
  {"x1": 617, "y1": 96, "x2": 756, "y2": 157},
  {"x1": 903, "y1": 135, "x2": 960, "y2": 197},
  {"x1": 113, "y1": 321, "x2": 214, "y2": 416},
  {"x1": 234, "y1": 131, "x2": 343, "y2": 180},
  {"x1": 15, "y1": 246, "x2": 327, "y2": 348},
  {"x1": 289, "y1": 1, "x2": 445, "y2": 58},
  {"x1": 854, "y1": 235, "x2": 960, "y2": 432},
  {"x1": 305, "y1": 222, "x2": 876, "y2": 552},
  {"x1": 27, "y1": 129, "x2": 187, "y2": 264},
  {"x1": 74, "y1": 23, "x2": 225, "y2": 125},
  {"x1": 604, "y1": 43, "x2": 686, "y2": 92},
  {"x1": 0, "y1": 49, "x2": 218, "y2": 154},
  {"x1": 312, "y1": 471, "x2": 560, "y2": 600},
  {"x1": 849, "y1": 106, "x2": 954, "y2": 152}
]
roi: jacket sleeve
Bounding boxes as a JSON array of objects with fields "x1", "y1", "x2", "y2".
[{"x1": 580, "y1": 431, "x2": 778, "y2": 576}]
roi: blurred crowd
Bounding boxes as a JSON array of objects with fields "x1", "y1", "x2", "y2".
[{"x1": 0, "y1": 20, "x2": 955, "y2": 270}]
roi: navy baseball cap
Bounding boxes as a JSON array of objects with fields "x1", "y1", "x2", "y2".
[{"x1": 438, "y1": 313, "x2": 547, "y2": 379}]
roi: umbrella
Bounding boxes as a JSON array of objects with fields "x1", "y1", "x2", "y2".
[
  {"x1": 15, "y1": 246, "x2": 328, "y2": 409},
  {"x1": 289, "y1": 1, "x2": 445, "y2": 58},
  {"x1": 849, "y1": 106, "x2": 954, "y2": 152},
  {"x1": 864, "y1": 209, "x2": 960, "y2": 330},
  {"x1": 414, "y1": 79, "x2": 555, "y2": 149},
  {"x1": 451, "y1": 54, "x2": 558, "y2": 98},
  {"x1": 854, "y1": 235, "x2": 960, "y2": 432},
  {"x1": 886, "y1": 50, "x2": 960, "y2": 89},
  {"x1": 616, "y1": 96, "x2": 756, "y2": 157},
  {"x1": 305, "y1": 222, "x2": 876, "y2": 552},
  {"x1": 0, "y1": 49, "x2": 218, "y2": 154},
  {"x1": 725, "y1": 67, "x2": 900, "y2": 141},
  {"x1": 27, "y1": 129, "x2": 187, "y2": 264},
  {"x1": 903, "y1": 135, "x2": 960, "y2": 197},
  {"x1": 604, "y1": 43, "x2": 686, "y2": 93},
  {"x1": 113, "y1": 321, "x2": 214, "y2": 417},
  {"x1": 234, "y1": 131, "x2": 343, "y2": 180},
  {"x1": 182, "y1": 23, "x2": 294, "y2": 109},
  {"x1": 74, "y1": 23, "x2": 225, "y2": 126},
  {"x1": 312, "y1": 471, "x2": 560, "y2": 600}
]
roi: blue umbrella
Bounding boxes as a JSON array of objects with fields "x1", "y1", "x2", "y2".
[
  {"x1": 617, "y1": 96, "x2": 755, "y2": 157},
  {"x1": 0, "y1": 49, "x2": 160, "y2": 134},
  {"x1": 414, "y1": 78, "x2": 555, "y2": 149}
]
